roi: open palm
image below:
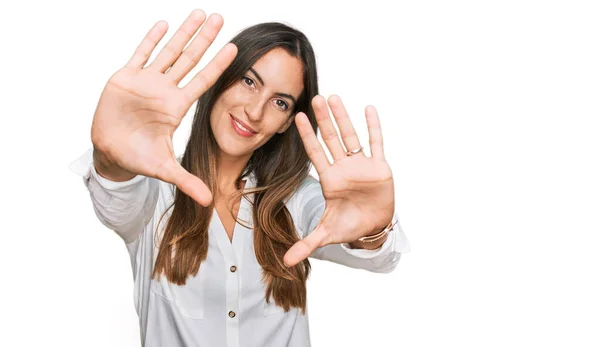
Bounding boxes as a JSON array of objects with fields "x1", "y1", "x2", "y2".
[
  {"x1": 91, "y1": 10, "x2": 237, "y2": 206},
  {"x1": 284, "y1": 95, "x2": 395, "y2": 267}
]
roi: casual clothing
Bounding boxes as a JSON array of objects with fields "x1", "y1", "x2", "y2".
[{"x1": 69, "y1": 148, "x2": 410, "y2": 347}]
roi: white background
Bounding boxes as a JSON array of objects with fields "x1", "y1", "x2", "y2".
[{"x1": 1, "y1": 0, "x2": 599, "y2": 346}]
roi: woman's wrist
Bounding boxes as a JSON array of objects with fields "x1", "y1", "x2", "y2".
[
  {"x1": 348, "y1": 234, "x2": 388, "y2": 250},
  {"x1": 347, "y1": 219, "x2": 395, "y2": 250},
  {"x1": 92, "y1": 148, "x2": 137, "y2": 182}
]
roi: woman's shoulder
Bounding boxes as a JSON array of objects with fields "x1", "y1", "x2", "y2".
[
  {"x1": 284, "y1": 174, "x2": 325, "y2": 234},
  {"x1": 297, "y1": 174, "x2": 322, "y2": 195},
  {"x1": 300, "y1": 173, "x2": 319, "y2": 187},
  {"x1": 286, "y1": 174, "x2": 324, "y2": 207}
]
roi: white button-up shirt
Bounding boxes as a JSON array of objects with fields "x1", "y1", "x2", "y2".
[{"x1": 69, "y1": 148, "x2": 410, "y2": 347}]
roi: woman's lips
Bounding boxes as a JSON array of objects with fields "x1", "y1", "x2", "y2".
[{"x1": 230, "y1": 114, "x2": 256, "y2": 137}]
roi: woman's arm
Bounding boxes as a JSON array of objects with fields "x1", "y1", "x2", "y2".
[
  {"x1": 69, "y1": 148, "x2": 160, "y2": 244},
  {"x1": 70, "y1": 11, "x2": 238, "y2": 243}
]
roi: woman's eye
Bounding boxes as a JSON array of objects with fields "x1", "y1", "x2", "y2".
[
  {"x1": 274, "y1": 99, "x2": 289, "y2": 111},
  {"x1": 242, "y1": 76, "x2": 255, "y2": 88}
]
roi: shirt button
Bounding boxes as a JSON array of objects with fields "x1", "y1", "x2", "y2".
[
  {"x1": 228, "y1": 311, "x2": 236, "y2": 318},
  {"x1": 230, "y1": 265, "x2": 237, "y2": 272}
]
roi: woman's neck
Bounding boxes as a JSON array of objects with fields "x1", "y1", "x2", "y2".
[{"x1": 216, "y1": 151, "x2": 252, "y2": 195}]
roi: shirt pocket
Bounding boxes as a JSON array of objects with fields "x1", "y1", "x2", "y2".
[{"x1": 151, "y1": 276, "x2": 205, "y2": 320}]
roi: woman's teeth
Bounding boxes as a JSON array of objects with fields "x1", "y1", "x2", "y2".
[{"x1": 234, "y1": 119, "x2": 253, "y2": 133}]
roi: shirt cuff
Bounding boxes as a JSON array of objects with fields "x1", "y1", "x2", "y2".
[
  {"x1": 68, "y1": 148, "x2": 146, "y2": 190},
  {"x1": 339, "y1": 215, "x2": 411, "y2": 259}
]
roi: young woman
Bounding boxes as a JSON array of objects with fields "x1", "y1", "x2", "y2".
[{"x1": 70, "y1": 9, "x2": 410, "y2": 347}]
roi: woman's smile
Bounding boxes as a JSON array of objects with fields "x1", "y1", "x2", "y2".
[{"x1": 229, "y1": 114, "x2": 257, "y2": 137}]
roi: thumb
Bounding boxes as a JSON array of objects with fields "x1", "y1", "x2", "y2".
[
  {"x1": 284, "y1": 225, "x2": 329, "y2": 267},
  {"x1": 159, "y1": 160, "x2": 213, "y2": 206}
]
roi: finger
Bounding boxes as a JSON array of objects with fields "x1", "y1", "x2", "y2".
[
  {"x1": 148, "y1": 9, "x2": 207, "y2": 73},
  {"x1": 327, "y1": 95, "x2": 364, "y2": 156},
  {"x1": 283, "y1": 226, "x2": 328, "y2": 267},
  {"x1": 365, "y1": 105, "x2": 385, "y2": 159},
  {"x1": 168, "y1": 13, "x2": 224, "y2": 83},
  {"x1": 182, "y1": 42, "x2": 237, "y2": 102},
  {"x1": 312, "y1": 96, "x2": 346, "y2": 161},
  {"x1": 295, "y1": 112, "x2": 330, "y2": 175},
  {"x1": 125, "y1": 21, "x2": 169, "y2": 69},
  {"x1": 159, "y1": 160, "x2": 213, "y2": 206}
]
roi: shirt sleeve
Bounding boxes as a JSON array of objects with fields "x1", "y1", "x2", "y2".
[
  {"x1": 292, "y1": 175, "x2": 411, "y2": 273},
  {"x1": 68, "y1": 148, "x2": 160, "y2": 244}
]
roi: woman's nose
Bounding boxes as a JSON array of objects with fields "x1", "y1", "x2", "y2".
[{"x1": 244, "y1": 96, "x2": 265, "y2": 122}]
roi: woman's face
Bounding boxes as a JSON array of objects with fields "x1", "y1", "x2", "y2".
[{"x1": 210, "y1": 47, "x2": 305, "y2": 160}]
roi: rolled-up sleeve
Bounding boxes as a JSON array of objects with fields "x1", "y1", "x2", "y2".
[
  {"x1": 69, "y1": 148, "x2": 160, "y2": 244},
  {"x1": 292, "y1": 175, "x2": 410, "y2": 273}
]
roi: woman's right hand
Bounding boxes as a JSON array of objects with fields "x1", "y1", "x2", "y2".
[{"x1": 91, "y1": 10, "x2": 237, "y2": 206}]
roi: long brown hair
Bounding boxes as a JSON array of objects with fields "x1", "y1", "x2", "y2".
[{"x1": 152, "y1": 22, "x2": 319, "y2": 314}]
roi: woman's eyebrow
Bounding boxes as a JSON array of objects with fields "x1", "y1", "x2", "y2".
[
  {"x1": 249, "y1": 67, "x2": 298, "y2": 105},
  {"x1": 249, "y1": 67, "x2": 264, "y2": 85}
]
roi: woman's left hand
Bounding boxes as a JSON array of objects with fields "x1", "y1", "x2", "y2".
[{"x1": 283, "y1": 95, "x2": 395, "y2": 267}]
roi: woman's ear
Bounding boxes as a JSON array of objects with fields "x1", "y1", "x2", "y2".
[{"x1": 276, "y1": 114, "x2": 296, "y2": 134}]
